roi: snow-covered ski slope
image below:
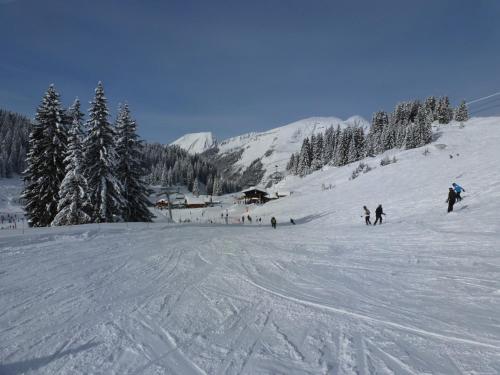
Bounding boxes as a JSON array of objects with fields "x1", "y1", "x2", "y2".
[{"x1": 1, "y1": 118, "x2": 500, "y2": 374}]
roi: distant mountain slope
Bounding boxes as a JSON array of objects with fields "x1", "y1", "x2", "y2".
[
  {"x1": 215, "y1": 116, "x2": 369, "y2": 185},
  {"x1": 170, "y1": 132, "x2": 217, "y2": 155}
]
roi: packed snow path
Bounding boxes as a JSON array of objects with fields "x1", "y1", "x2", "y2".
[{"x1": 1, "y1": 219, "x2": 500, "y2": 374}]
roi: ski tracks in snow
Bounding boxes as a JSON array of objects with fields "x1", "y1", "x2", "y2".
[{"x1": 1, "y1": 223, "x2": 500, "y2": 374}]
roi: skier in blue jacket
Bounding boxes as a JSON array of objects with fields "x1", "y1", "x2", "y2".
[{"x1": 452, "y1": 183, "x2": 465, "y2": 201}]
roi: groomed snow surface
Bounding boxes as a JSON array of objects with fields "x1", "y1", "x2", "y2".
[{"x1": 1, "y1": 118, "x2": 500, "y2": 374}]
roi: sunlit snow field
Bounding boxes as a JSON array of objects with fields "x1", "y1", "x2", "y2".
[{"x1": 1, "y1": 119, "x2": 500, "y2": 374}]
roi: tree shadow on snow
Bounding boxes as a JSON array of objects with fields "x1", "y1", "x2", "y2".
[{"x1": 0, "y1": 341, "x2": 101, "y2": 375}]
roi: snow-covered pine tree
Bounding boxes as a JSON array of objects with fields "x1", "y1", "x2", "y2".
[
  {"x1": 115, "y1": 104, "x2": 153, "y2": 222},
  {"x1": 22, "y1": 85, "x2": 68, "y2": 227},
  {"x1": 311, "y1": 132, "x2": 324, "y2": 170},
  {"x1": 286, "y1": 153, "x2": 295, "y2": 172},
  {"x1": 206, "y1": 174, "x2": 213, "y2": 195},
  {"x1": 347, "y1": 130, "x2": 357, "y2": 163},
  {"x1": 334, "y1": 127, "x2": 351, "y2": 166},
  {"x1": 212, "y1": 175, "x2": 223, "y2": 196},
  {"x1": 186, "y1": 165, "x2": 194, "y2": 191},
  {"x1": 322, "y1": 126, "x2": 335, "y2": 164},
  {"x1": 366, "y1": 111, "x2": 388, "y2": 156},
  {"x1": 381, "y1": 114, "x2": 396, "y2": 151},
  {"x1": 51, "y1": 99, "x2": 91, "y2": 226},
  {"x1": 297, "y1": 137, "x2": 312, "y2": 176},
  {"x1": 416, "y1": 105, "x2": 433, "y2": 146},
  {"x1": 437, "y1": 96, "x2": 453, "y2": 124},
  {"x1": 424, "y1": 96, "x2": 438, "y2": 121},
  {"x1": 83, "y1": 82, "x2": 124, "y2": 223},
  {"x1": 454, "y1": 100, "x2": 469, "y2": 122},
  {"x1": 404, "y1": 122, "x2": 419, "y2": 149},
  {"x1": 354, "y1": 126, "x2": 365, "y2": 160},
  {"x1": 192, "y1": 177, "x2": 200, "y2": 197},
  {"x1": 346, "y1": 126, "x2": 365, "y2": 163}
]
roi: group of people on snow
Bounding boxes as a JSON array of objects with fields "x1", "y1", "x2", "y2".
[
  {"x1": 446, "y1": 182, "x2": 465, "y2": 212},
  {"x1": 362, "y1": 205, "x2": 385, "y2": 225}
]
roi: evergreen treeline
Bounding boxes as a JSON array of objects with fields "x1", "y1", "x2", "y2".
[
  {"x1": 287, "y1": 96, "x2": 468, "y2": 177},
  {"x1": 22, "y1": 83, "x2": 153, "y2": 227},
  {"x1": 143, "y1": 144, "x2": 240, "y2": 195},
  {"x1": 0, "y1": 109, "x2": 31, "y2": 178}
]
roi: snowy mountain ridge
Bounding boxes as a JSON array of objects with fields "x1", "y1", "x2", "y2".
[
  {"x1": 170, "y1": 132, "x2": 217, "y2": 154},
  {"x1": 216, "y1": 115, "x2": 370, "y2": 184},
  {"x1": 172, "y1": 115, "x2": 369, "y2": 185}
]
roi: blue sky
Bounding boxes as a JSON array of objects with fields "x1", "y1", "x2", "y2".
[{"x1": 1, "y1": 0, "x2": 500, "y2": 142}]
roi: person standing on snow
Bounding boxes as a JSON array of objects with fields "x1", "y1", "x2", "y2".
[
  {"x1": 271, "y1": 217, "x2": 277, "y2": 229},
  {"x1": 363, "y1": 206, "x2": 372, "y2": 225},
  {"x1": 452, "y1": 183, "x2": 465, "y2": 201},
  {"x1": 374, "y1": 204, "x2": 385, "y2": 225},
  {"x1": 446, "y1": 187, "x2": 457, "y2": 212}
]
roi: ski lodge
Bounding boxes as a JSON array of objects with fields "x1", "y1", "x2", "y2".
[{"x1": 241, "y1": 187, "x2": 269, "y2": 204}]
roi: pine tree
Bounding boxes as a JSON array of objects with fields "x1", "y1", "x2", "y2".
[
  {"x1": 115, "y1": 104, "x2": 153, "y2": 222},
  {"x1": 206, "y1": 174, "x2": 213, "y2": 195},
  {"x1": 212, "y1": 175, "x2": 222, "y2": 196},
  {"x1": 83, "y1": 82, "x2": 124, "y2": 222},
  {"x1": 335, "y1": 127, "x2": 351, "y2": 166},
  {"x1": 322, "y1": 126, "x2": 335, "y2": 164},
  {"x1": 297, "y1": 137, "x2": 312, "y2": 176},
  {"x1": 416, "y1": 105, "x2": 433, "y2": 146},
  {"x1": 437, "y1": 96, "x2": 453, "y2": 124},
  {"x1": 454, "y1": 100, "x2": 469, "y2": 122},
  {"x1": 286, "y1": 153, "x2": 295, "y2": 172},
  {"x1": 424, "y1": 96, "x2": 438, "y2": 121},
  {"x1": 311, "y1": 133, "x2": 324, "y2": 170},
  {"x1": 366, "y1": 111, "x2": 388, "y2": 156},
  {"x1": 404, "y1": 122, "x2": 419, "y2": 149},
  {"x1": 192, "y1": 177, "x2": 200, "y2": 197},
  {"x1": 381, "y1": 115, "x2": 396, "y2": 151},
  {"x1": 52, "y1": 99, "x2": 91, "y2": 226},
  {"x1": 22, "y1": 85, "x2": 68, "y2": 227}
]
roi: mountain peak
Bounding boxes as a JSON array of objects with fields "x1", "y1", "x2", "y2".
[{"x1": 171, "y1": 132, "x2": 217, "y2": 154}]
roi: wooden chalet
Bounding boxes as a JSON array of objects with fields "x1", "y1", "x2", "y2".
[
  {"x1": 241, "y1": 187, "x2": 269, "y2": 204},
  {"x1": 184, "y1": 196, "x2": 206, "y2": 209}
]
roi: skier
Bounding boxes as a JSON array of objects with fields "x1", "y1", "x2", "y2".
[
  {"x1": 362, "y1": 206, "x2": 372, "y2": 225},
  {"x1": 290, "y1": 218, "x2": 296, "y2": 225},
  {"x1": 247, "y1": 215, "x2": 252, "y2": 223},
  {"x1": 271, "y1": 217, "x2": 277, "y2": 229},
  {"x1": 446, "y1": 187, "x2": 456, "y2": 213},
  {"x1": 452, "y1": 183, "x2": 465, "y2": 201},
  {"x1": 241, "y1": 215, "x2": 245, "y2": 223},
  {"x1": 374, "y1": 204, "x2": 385, "y2": 225}
]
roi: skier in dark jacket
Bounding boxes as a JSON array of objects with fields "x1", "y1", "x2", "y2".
[
  {"x1": 290, "y1": 218, "x2": 296, "y2": 225},
  {"x1": 271, "y1": 217, "x2": 277, "y2": 229},
  {"x1": 446, "y1": 187, "x2": 456, "y2": 212},
  {"x1": 374, "y1": 205, "x2": 385, "y2": 225},
  {"x1": 363, "y1": 206, "x2": 372, "y2": 225},
  {"x1": 452, "y1": 183, "x2": 465, "y2": 201}
]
